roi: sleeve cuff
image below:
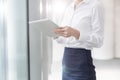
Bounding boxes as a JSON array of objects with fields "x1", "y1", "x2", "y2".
[
  {"x1": 78, "y1": 30, "x2": 89, "y2": 42},
  {"x1": 55, "y1": 36, "x2": 66, "y2": 44}
]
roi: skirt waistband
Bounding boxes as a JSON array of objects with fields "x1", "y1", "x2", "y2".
[{"x1": 65, "y1": 47, "x2": 91, "y2": 52}]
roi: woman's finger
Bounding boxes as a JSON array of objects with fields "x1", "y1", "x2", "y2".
[{"x1": 54, "y1": 28, "x2": 65, "y2": 34}]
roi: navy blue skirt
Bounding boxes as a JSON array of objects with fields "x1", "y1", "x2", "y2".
[{"x1": 62, "y1": 47, "x2": 96, "y2": 80}]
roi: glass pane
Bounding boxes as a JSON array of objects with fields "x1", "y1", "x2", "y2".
[
  {"x1": 0, "y1": 0, "x2": 6, "y2": 80},
  {"x1": 0, "y1": 0, "x2": 28, "y2": 80},
  {"x1": 6, "y1": 0, "x2": 28, "y2": 80}
]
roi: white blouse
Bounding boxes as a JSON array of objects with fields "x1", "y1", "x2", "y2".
[{"x1": 56, "y1": 0, "x2": 104, "y2": 50}]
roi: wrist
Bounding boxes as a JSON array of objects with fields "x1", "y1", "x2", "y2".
[{"x1": 72, "y1": 29, "x2": 80, "y2": 39}]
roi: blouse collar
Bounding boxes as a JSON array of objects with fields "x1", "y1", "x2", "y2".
[{"x1": 70, "y1": 0, "x2": 90, "y2": 8}]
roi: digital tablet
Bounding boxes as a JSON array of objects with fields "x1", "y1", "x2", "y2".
[{"x1": 29, "y1": 19, "x2": 58, "y2": 37}]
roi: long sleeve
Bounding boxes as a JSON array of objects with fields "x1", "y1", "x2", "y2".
[
  {"x1": 55, "y1": 36, "x2": 67, "y2": 44},
  {"x1": 79, "y1": 2, "x2": 104, "y2": 48},
  {"x1": 54, "y1": 0, "x2": 104, "y2": 49}
]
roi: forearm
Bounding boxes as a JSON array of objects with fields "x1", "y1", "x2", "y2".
[
  {"x1": 71, "y1": 28, "x2": 80, "y2": 40},
  {"x1": 54, "y1": 26, "x2": 80, "y2": 39}
]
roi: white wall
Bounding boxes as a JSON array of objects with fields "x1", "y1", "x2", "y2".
[
  {"x1": 115, "y1": 0, "x2": 120, "y2": 58},
  {"x1": 29, "y1": 0, "x2": 40, "y2": 21}
]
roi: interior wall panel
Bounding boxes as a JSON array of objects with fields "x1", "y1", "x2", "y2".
[{"x1": 115, "y1": 0, "x2": 120, "y2": 58}]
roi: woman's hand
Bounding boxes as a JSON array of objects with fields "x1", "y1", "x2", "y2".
[{"x1": 54, "y1": 26, "x2": 80, "y2": 39}]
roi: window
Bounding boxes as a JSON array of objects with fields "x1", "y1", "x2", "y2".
[{"x1": 0, "y1": 0, "x2": 28, "y2": 80}]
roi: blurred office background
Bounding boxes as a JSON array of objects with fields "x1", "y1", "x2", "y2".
[{"x1": 0, "y1": 0, "x2": 120, "y2": 80}]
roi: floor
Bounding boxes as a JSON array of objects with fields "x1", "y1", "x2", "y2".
[
  {"x1": 49, "y1": 59, "x2": 120, "y2": 80},
  {"x1": 94, "y1": 59, "x2": 120, "y2": 80}
]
